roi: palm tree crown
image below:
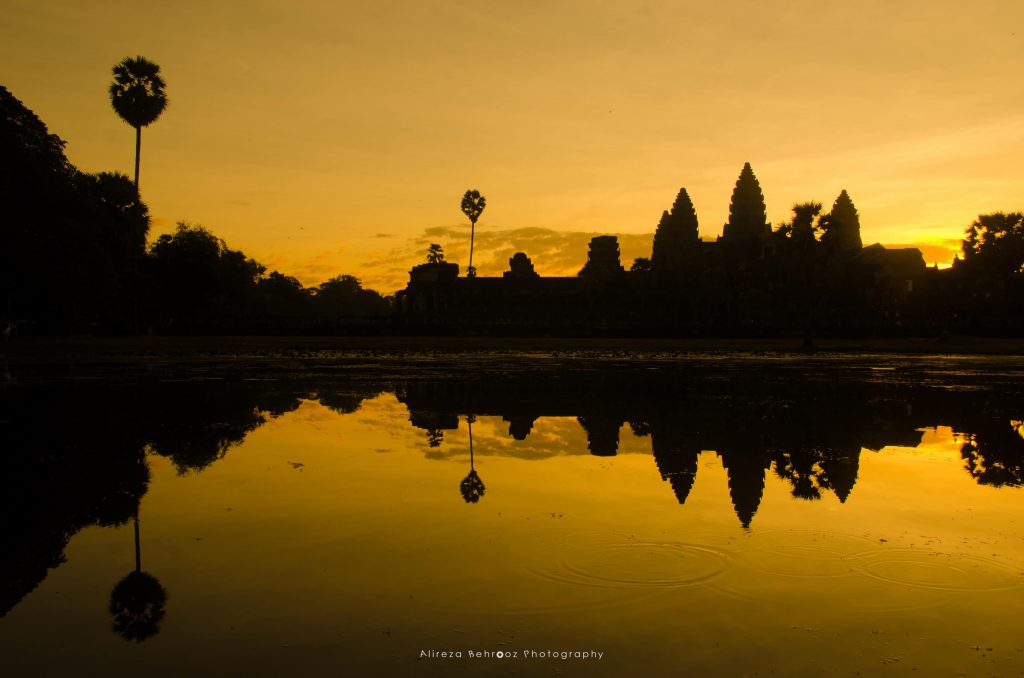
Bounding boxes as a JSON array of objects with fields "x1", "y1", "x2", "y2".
[
  {"x1": 461, "y1": 190, "x2": 486, "y2": 225},
  {"x1": 461, "y1": 190, "x2": 486, "y2": 277},
  {"x1": 109, "y1": 56, "x2": 167, "y2": 189},
  {"x1": 109, "y1": 57, "x2": 167, "y2": 129}
]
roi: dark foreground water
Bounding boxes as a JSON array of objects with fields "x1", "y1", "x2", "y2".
[{"x1": 2, "y1": 350, "x2": 1024, "y2": 676}]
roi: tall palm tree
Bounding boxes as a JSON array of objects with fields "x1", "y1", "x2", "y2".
[
  {"x1": 109, "y1": 509, "x2": 167, "y2": 642},
  {"x1": 109, "y1": 56, "x2": 168, "y2": 190},
  {"x1": 460, "y1": 415, "x2": 485, "y2": 503},
  {"x1": 460, "y1": 190, "x2": 486, "y2": 277}
]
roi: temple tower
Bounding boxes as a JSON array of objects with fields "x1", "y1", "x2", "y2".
[
  {"x1": 651, "y1": 187, "x2": 699, "y2": 271},
  {"x1": 719, "y1": 449, "x2": 767, "y2": 528},
  {"x1": 503, "y1": 252, "x2": 540, "y2": 279},
  {"x1": 578, "y1": 235, "x2": 625, "y2": 279},
  {"x1": 651, "y1": 427, "x2": 701, "y2": 505},
  {"x1": 722, "y1": 162, "x2": 771, "y2": 243},
  {"x1": 824, "y1": 190, "x2": 863, "y2": 251}
]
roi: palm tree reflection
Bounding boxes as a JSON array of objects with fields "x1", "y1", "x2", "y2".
[
  {"x1": 460, "y1": 415, "x2": 486, "y2": 503},
  {"x1": 109, "y1": 510, "x2": 167, "y2": 642}
]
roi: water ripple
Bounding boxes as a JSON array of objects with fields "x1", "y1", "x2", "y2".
[
  {"x1": 528, "y1": 540, "x2": 730, "y2": 590},
  {"x1": 848, "y1": 548, "x2": 1024, "y2": 592}
]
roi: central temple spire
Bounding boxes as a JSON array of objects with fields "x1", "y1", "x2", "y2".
[{"x1": 722, "y1": 162, "x2": 770, "y2": 242}]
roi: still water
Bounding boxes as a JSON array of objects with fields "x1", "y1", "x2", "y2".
[{"x1": 2, "y1": 359, "x2": 1024, "y2": 676}]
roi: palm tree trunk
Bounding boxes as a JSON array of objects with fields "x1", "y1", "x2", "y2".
[
  {"x1": 468, "y1": 417, "x2": 475, "y2": 470},
  {"x1": 134, "y1": 126, "x2": 142, "y2": 189},
  {"x1": 133, "y1": 512, "x2": 142, "y2": 573},
  {"x1": 468, "y1": 220, "x2": 476, "y2": 276}
]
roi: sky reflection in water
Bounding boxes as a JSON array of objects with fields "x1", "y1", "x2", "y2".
[{"x1": 2, "y1": 372, "x2": 1023, "y2": 677}]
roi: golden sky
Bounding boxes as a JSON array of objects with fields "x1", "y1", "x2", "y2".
[{"x1": 3, "y1": 0, "x2": 1022, "y2": 293}]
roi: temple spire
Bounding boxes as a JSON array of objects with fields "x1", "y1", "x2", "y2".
[
  {"x1": 722, "y1": 162, "x2": 770, "y2": 242},
  {"x1": 824, "y1": 190, "x2": 862, "y2": 251},
  {"x1": 651, "y1": 187, "x2": 699, "y2": 271}
]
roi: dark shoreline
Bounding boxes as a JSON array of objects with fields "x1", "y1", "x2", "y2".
[
  {"x1": 4, "y1": 334, "x2": 1024, "y2": 386},
  {"x1": 4, "y1": 334, "x2": 1024, "y2": 356}
]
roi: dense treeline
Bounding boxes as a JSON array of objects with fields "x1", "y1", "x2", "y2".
[
  {"x1": 1, "y1": 86, "x2": 387, "y2": 334},
  {"x1": 146, "y1": 223, "x2": 388, "y2": 333},
  {"x1": 942, "y1": 212, "x2": 1024, "y2": 331}
]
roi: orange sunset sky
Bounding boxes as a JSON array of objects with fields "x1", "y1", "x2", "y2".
[{"x1": 2, "y1": 0, "x2": 1022, "y2": 294}]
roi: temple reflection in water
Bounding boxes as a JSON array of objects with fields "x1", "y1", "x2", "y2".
[
  {"x1": 396, "y1": 371, "x2": 1023, "y2": 527},
  {"x1": 4, "y1": 365, "x2": 1024, "y2": 635}
]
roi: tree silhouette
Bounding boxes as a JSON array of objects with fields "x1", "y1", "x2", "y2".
[
  {"x1": 460, "y1": 415, "x2": 485, "y2": 503},
  {"x1": 776, "y1": 202, "x2": 826, "y2": 348},
  {"x1": 81, "y1": 172, "x2": 151, "y2": 264},
  {"x1": 427, "y1": 243, "x2": 445, "y2": 264},
  {"x1": 460, "y1": 190, "x2": 486, "y2": 277},
  {"x1": 960, "y1": 421, "x2": 1024, "y2": 487},
  {"x1": 315, "y1": 275, "x2": 388, "y2": 318},
  {"x1": 780, "y1": 201, "x2": 823, "y2": 249},
  {"x1": 256, "y1": 271, "x2": 311, "y2": 323},
  {"x1": 77, "y1": 171, "x2": 152, "y2": 328},
  {"x1": 109, "y1": 511, "x2": 167, "y2": 642},
  {"x1": 962, "y1": 212, "x2": 1024, "y2": 277},
  {"x1": 109, "y1": 570, "x2": 167, "y2": 642},
  {"x1": 147, "y1": 222, "x2": 265, "y2": 331},
  {"x1": 630, "y1": 257, "x2": 652, "y2": 273},
  {"x1": 460, "y1": 470, "x2": 485, "y2": 502},
  {"x1": 2, "y1": 85, "x2": 159, "y2": 331},
  {"x1": 773, "y1": 449, "x2": 825, "y2": 500},
  {"x1": 109, "y1": 56, "x2": 168, "y2": 190}
]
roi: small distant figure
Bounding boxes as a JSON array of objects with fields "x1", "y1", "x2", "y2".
[{"x1": 1, "y1": 318, "x2": 15, "y2": 341}]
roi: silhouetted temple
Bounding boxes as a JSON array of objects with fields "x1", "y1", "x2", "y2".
[
  {"x1": 396, "y1": 163, "x2": 932, "y2": 333},
  {"x1": 395, "y1": 368, "x2": 1024, "y2": 527}
]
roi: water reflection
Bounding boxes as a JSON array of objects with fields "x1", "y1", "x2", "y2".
[
  {"x1": 2, "y1": 368, "x2": 1023, "y2": 630},
  {"x1": 108, "y1": 510, "x2": 166, "y2": 642},
  {"x1": 459, "y1": 415, "x2": 485, "y2": 504},
  {"x1": 961, "y1": 419, "x2": 1024, "y2": 487},
  {"x1": 0, "y1": 386, "x2": 151, "y2": 619},
  {"x1": 398, "y1": 371, "x2": 1024, "y2": 526}
]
